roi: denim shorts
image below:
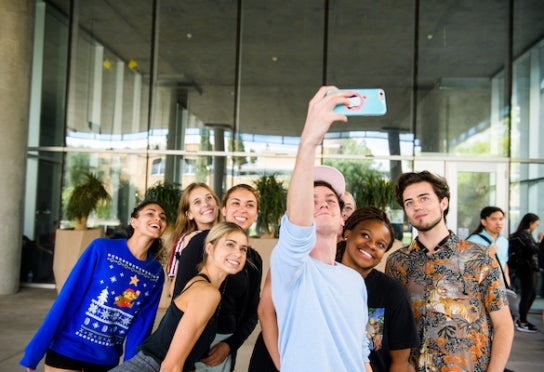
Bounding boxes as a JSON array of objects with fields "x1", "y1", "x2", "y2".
[{"x1": 108, "y1": 351, "x2": 160, "y2": 372}]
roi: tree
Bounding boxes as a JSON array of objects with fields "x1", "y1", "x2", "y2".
[{"x1": 324, "y1": 139, "x2": 394, "y2": 210}]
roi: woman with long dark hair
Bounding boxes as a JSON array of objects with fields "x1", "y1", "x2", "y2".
[
  {"x1": 21, "y1": 200, "x2": 168, "y2": 372},
  {"x1": 509, "y1": 212, "x2": 540, "y2": 332}
]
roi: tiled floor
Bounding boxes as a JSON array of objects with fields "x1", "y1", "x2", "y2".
[{"x1": 2, "y1": 286, "x2": 543, "y2": 371}]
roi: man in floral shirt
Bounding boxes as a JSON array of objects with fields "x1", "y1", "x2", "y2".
[{"x1": 385, "y1": 171, "x2": 514, "y2": 371}]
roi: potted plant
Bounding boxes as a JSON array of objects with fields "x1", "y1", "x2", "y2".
[
  {"x1": 144, "y1": 181, "x2": 182, "y2": 228},
  {"x1": 253, "y1": 174, "x2": 287, "y2": 238},
  {"x1": 65, "y1": 172, "x2": 111, "y2": 230},
  {"x1": 352, "y1": 172, "x2": 395, "y2": 211},
  {"x1": 54, "y1": 173, "x2": 111, "y2": 292}
]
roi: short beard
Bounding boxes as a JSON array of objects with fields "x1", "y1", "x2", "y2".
[{"x1": 411, "y1": 215, "x2": 442, "y2": 232}]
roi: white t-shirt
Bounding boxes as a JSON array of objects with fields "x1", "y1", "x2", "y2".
[{"x1": 271, "y1": 214, "x2": 370, "y2": 372}]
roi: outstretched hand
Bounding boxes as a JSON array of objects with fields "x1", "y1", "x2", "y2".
[{"x1": 299, "y1": 86, "x2": 351, "y2": 146}]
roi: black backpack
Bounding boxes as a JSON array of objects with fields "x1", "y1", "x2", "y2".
[
  {"x1": 539, "y1": 240, "x2": 544, "y2": 269},
  {"x1": 508, "y1": 233, "x2": 539, "y2": 271},
  {"x1": 507, "y1": 234, "x2": 523, "y2": 271}
]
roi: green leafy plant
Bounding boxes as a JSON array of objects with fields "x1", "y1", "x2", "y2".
[
  {"x1": 355, "y1": 172, "x2": 395, "y2": 210},
  {"x1": 324, "y1": 139, "x2": 395, "y2": 210},
  {"x1": 254, "y1": 174, "x2": 287, "y2": 238},
  {"x1": 66, "y1": 173, "x2": 111, "y2": 230},
  {"x1": 144, "y1": 181, "x2": 182, "y2": 226}
]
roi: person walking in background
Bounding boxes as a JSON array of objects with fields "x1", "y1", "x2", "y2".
[
  {"x1": 385, "y1": 171, "x2": 513, "y2": 371},
  {"x1": 20, "y1": 200, "x2": 168, "y2": 372},
  {"x1": 172, "y1": 184, "x2": 262, "y2": 372},
  {"x1": 166, "y1": 183, "x2": 221, "y2": 297},
  {"x1": 110, "y1": 222, "x2": 249, "y2": 372},
  {"x1": 509, "y1": 213, "x2": 540, "y2": 332},
  {"x1": 539, "y1": 235, "x2": 544, "y2": 298},
  {"x1": 270, "y1": 86, "x2": 372, "y2": 371},
  {"x1": 336, "y1": 206, "x2": 418, "y2": 372},
  {"x1": 467, "y1": 206, "x2": 510, "y2": 286}
]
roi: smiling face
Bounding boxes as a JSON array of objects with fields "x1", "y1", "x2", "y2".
[
  {"x1": 221, "y1": 188, "x2": 258, "y2": 230},
  {"x1": 342, "y1": 219, "x2": 393, "y2": 276},
  {"x1": 130, "y1": 203, "x2": 167, "y2": 239},
  {"x1": 186, "y1": 186, "x2": 219, "y2": 230},
  {"x1": 207, "y1": 231, "x2": 249, "y2": 275},
  {"x1": 401, "y1": 181, "x2": 448, "y2": 233},
  {"x1": 314, "y1": 185, "x2": 343, "y2": 235}
]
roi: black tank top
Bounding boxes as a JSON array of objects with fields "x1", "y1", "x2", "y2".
[{"x1": 139, "y1": 273, "x2": 218, "y2": 371}]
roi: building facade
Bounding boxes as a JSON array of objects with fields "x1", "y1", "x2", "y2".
[{"x1": 1, "y1": 0, "x2": 543, "y2": 293}]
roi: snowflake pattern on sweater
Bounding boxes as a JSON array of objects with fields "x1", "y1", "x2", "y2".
[{"x1": 20, "y1": 239, "x2": 165, "y2": 370}]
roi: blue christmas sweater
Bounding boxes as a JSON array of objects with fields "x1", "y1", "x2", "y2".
[{"x1": 20, "y1": 238, "x2": 165, "y2": 369}]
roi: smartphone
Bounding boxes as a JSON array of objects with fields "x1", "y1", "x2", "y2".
[{"x1": 329, "y1": 88, "x2": 387, "y2": 116}]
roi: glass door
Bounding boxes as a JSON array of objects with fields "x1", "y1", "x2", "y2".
[
  {"x1": 413, "y1": 159, "x2": 509, "y2": 238},
  {"x1": 446, "y1": 162, "x2": 509, "y2": 239}
]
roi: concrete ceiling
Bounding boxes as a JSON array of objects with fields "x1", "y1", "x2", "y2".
[{"x1": 47, "y1": 0, "x2": 544, "y2": 137}]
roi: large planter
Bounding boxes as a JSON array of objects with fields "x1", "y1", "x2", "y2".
[
  {"x1": 53, "y1": 228, "x2": 103, "y2": 292},
  {"x1": 249, "y1": 237, "x2": 278, "y2": 287}
]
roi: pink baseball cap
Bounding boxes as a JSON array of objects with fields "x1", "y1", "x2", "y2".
[{"x1": 314, "y1": 165, "x2": 345, "y2": 197}]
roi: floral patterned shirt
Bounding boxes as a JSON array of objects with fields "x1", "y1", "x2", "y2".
[{"x1": 385, "y1": 232, "x2": 508, "y2": 372}]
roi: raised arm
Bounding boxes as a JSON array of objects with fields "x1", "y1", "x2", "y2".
[{"x1": 286, "y1": 86, "x2": 349, "y2": 226}]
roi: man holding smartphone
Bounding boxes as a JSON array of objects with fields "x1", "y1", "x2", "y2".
[{"x1": 270, "y1": 87, "x2": 372, "y2": 371}]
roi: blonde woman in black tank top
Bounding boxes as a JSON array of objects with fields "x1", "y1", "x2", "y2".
[{"x1": 110, "y1": 222, "x2": 249, "y2": 372}]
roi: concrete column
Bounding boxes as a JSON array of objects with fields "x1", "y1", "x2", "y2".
[{"x1": 0, "y1": 0, "x2": 33, "y2": 294}]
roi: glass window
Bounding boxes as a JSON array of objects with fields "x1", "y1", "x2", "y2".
[
  {"x1": 417, "y1": 2, "x2": 509, "y2": 157},
  {"x1": 25, "y1": 0, "x2": 544, "y2": 266}
]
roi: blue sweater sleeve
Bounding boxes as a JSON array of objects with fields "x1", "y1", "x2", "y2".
[{"x1": 20, "y1": 240, "x2": 100, "y2": 369}]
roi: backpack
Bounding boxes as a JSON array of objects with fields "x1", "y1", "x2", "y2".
[
  {"x1": 507, "y1": 235, "x2": 523, "y2": 271},
  {"x1": 539, "y1": 240, "x2": 544, "y2": 269},
  {"x1": 508, "y1": 233, "x2": 539, "y2": 271}
]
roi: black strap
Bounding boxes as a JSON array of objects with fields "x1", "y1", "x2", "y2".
[
  {"x1": 495, "y1": 253, "x2": 512, "y2": 289},
  {"x1": 476, "y1": 233, "x2": 492, "y2": 245},
  {"x1": 196, "y1": 273, "x2": 211, "y2": 282},
  {"x1": 470, "y1": 233, "x2": 511, "y2": 288},
  {"x1": 180, "y1": 273, "x2": 211, "y2": 295}
]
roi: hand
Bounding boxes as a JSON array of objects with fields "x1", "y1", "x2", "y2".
[
  {"x1": 199, "y1": 341, "x2": 230, "y2": 366},
  {"x1": 299, "y1": 86, "x2": 350, "y2": 146},
  {"x1": 488, "y1": 243, "x2": 498, "y2": 257}
]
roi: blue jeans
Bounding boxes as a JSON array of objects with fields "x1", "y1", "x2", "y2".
[
  {"x1": 194, "y1": 333, "x2": 232, "y2": 372},
  {"x1": 108, "y1": 351, "x2": 160, "y2": 372}
]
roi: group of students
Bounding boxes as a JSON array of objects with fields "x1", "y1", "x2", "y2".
[
  {"x1": 20, "y1": 86, "x2": 526, "y2": 372},
  {"x1": 20, "y1": 184, "x2": 263, "y2": 372}
]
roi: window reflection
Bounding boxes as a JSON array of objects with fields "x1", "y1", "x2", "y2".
[{"x1": 25, "y1": 1, "x2": 544, "y2": 261}]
